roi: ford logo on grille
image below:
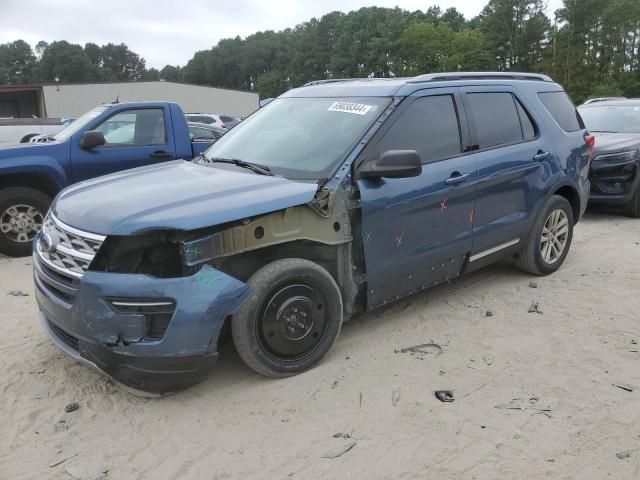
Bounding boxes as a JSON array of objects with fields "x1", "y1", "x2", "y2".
[{"x1": 40, "y1": 232, "x2": 56, "y2": 253}]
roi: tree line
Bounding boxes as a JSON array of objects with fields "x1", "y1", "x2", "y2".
[{"x1": 1, "y1": 0, "x2": 640, "y2": 103}]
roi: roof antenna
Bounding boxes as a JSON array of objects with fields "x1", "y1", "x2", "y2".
[{"x1": 113, "y1": 96, "x2": 119, "y2": 104}]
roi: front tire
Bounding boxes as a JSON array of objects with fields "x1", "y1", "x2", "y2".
[
  {"x1": 515, "y1": 195, "x2": 574, "y2": 276},
  {"x1": 623, "y1": 189, "x2": 640, "y2": 218},
  {"x1": 231, "y1": 258, "x2": 343, "y2": 378},
  {"x1": 0, "y1": 187, "x2": 51, "y2": 257}
]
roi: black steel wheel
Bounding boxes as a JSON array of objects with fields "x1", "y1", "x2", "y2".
[{"x1": 232, "y1": 258, "x2": 343, "y2": 377}]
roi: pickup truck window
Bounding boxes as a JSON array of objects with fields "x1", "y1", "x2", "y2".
[
  {"x1": 54, "y1": 106, "x2": 109, "y2": 141},
  {"x1": 97, "y1": 109, "x2": 166, "y2": 146},
  {"x1": 203, "y1": 97, "x2": 390, "y2": 180}
]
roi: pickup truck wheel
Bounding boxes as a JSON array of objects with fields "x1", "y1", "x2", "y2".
[
  {"x1": 514, "y1": 195, "x2": 574, "y2": 276},
  {"x1": 0, "y1": 187, "x2": 51, "y2": 257},
  {"x1": 231, "y1": 258, "x2": 343, "y2": 378},
  {"x1": 623, "y1": 189, "x2": 640, "y2": 218}
]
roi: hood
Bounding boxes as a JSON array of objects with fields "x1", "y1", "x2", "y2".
[
  {"x1": 592, "y1": 132, "x2": 640, "y2": 155},
  {"x1": 53, "y1": 160, "x2": 319, "y2": 235},
  {"x1": 0, "y1": 140, "x2": 65, "y2": 159}
]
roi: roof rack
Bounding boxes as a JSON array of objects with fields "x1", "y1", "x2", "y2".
[
  {"x1": 581, "y1": 97, "x2": 627, "y2": 105},
  {"x1": 408, "y1": 72, "x2": 553, "y2": 83},
  {"x1": 303, "y1": 79, "x2": 357, "y2": 87}
]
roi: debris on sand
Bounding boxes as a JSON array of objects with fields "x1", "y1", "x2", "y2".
[
  {"x1": 616, "y1": 451, "x2": 631, "y2": 460},
  {"x1": 48, "y1": 452, "x2": 79, "y2": 468},
  {"x1": 485, "y1": 310, "x2": 494, "y2": 317},
  {"x1": 399, "y1": 343, "x2": 442, "y2": 356},
  {"x1": 392, "y1": 389, "x2": 401, "y2": 406},
  {"x1": 494, "y1": 397, "x2": 552, "y2": 416},
  {"x1": 64, "y1": 402, "x2": 79, "y2": 413},
  {"x1": 321, "y1": 440, "x2": 357, "y2": 459},
  {"x1": 528, "y1": 301, "x2": 543, "y2": 314},
  {"x1": 529, "y1": 281, "x2": 538, "y2": 289},
  {"x1": 7, "y1": 290, "x2": 29, "y2": 297},
  {"x1": 435, "y1": 390, "x2": 455, "y2": 402},
  {"x1": 612, "y1": 383, "x2": 634, "y2": 393}
]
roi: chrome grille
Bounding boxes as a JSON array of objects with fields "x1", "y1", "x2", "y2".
[{"x1": 36, "y1": 214, "x2": 105, "y2": 278}]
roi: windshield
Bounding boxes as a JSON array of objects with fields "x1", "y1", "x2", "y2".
[
  {"x1": 54, "y1": 106, "x2": 110, "y2": 141},
  {"x1": 202, "y1": 97, "x2": 390, "y2": 180},
  {"x1": 578, "y1": 105, "x2": 640, "y2": 133}
]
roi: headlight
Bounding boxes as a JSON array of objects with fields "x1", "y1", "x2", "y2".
[{"x1": 594, "y1": 150, "x2": 639, "y2": 163}]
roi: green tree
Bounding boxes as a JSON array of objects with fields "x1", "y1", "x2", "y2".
[
  {"x1": 0, "y1": 40, "x2": 36, "y2": 84},
  {"x1": 141, "y1": 68, "x2": 161, "y2": 80},
  {"x1": 160, "y1": 65, "x2": 182, "y2": 81},
  {"x1": 34, "y1": 40, "x2": 97, "y2": 83}
]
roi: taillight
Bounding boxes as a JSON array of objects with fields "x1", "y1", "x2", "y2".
[{"x1": 585, "y1": 135, "x2": 595, "y2": 149}]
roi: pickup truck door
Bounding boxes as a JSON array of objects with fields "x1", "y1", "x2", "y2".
[
  {"x1": 69, "y1": 106, "x2": 178, "y2": 182},
  {"x1": 356, "y1": 89, "x2": 478, "y2": 309}
]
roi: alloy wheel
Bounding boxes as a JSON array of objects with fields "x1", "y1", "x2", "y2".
[
  {"x1": 0, "y1": 204, "x2": 44, "y2": 243},
  {"x1": 540, "y1": 209, "x2": 569, "y2": 264}
]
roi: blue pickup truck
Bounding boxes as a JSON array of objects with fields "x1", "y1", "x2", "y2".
[{"x1": 0, "y1": 102, "x2": 213, "y2": 256}]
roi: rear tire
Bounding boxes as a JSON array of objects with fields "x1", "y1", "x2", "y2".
[
  {"x1": 623, "y1": 189, "x2": 640, "y2": 218},
  {"x1": 0, "y1": 187, "x2": 51, "y2": 257},
  {"x1": 515, "y1": 195, "x2": 574, "y2": 276},
  {"x1": 231, "y1": 258, "x2": 343, "y2": 378},
  {"x1": 20, "y1": 133, "x2": 39, "y2": 143}
]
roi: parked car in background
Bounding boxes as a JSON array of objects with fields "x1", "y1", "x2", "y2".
[
  {"x1": 185, "y1": 113, "x2": 241, "y2": 130},
  {"x1": 0, "y1": 102, "x2": 215, "y2": 256},
  {"x1": 33, "y1": 72, "x2": 593, "y2": 393},
  {"x1": 0, "y1": 117, "x2": 75, "y2": 144},
  {"x1": 188, "y1": 122, "x2": 225, "y2": 142},
  {"x1": 580, "y1": 97, "x2": 627, "y2": 106},
  {"x1": 578, "y1": 99, "x2": 640, "y2": 217}
]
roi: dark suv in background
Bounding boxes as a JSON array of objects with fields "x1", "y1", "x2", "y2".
[
  {"x1": 578, "y1": 99, "x2": 640, "y2": 217},
  {"x1": 34, "y1": 72, "x2": 592, "y2": 393}
]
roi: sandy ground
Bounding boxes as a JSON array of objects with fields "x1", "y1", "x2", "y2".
[{"x1": 1, "y1": 209, "x2": 639, "y2": 480}]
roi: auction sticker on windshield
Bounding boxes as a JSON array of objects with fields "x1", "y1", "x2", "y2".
[{"x1": 328, "y1": 102, "x2": 374, "y2": 115}]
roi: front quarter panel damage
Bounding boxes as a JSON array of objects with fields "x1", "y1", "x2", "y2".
[{"x1": 74, "y1": 266, "x2": 251, "y2": 356}]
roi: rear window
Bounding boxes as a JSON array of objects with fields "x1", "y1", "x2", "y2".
[
  {"x1": 465, "y1": 92, "x2": 524, "y2": 149},
  {"x1": 538, "y1": 91, "x2": 584, "y2": 132}
]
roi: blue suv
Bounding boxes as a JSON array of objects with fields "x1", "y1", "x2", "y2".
[{"x1": 34, "y1": 72, "x2": 592, "y2": 393}]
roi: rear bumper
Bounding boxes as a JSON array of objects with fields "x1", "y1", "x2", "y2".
[{"x1": 34, "y1": 250, "x2": 251, "y2": 394}]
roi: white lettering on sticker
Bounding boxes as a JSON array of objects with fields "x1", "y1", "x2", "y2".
[{"x1": 328, "y1": 102, "x2": 373, "y2": 115}]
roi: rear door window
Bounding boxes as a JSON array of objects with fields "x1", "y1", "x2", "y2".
[
  {"x1": 375, "y1": 95, "x2": 462, "y2": 164},
  {"x1": 465, "y1": 92, "x2": 525, "y2": 149},
  {"x1": 538, "y1": 91, "x2": 584, "y2": 132}
]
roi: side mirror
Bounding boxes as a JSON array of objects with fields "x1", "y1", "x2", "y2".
[
  {"x1": 79, "y1": 130, "x2": 106, "y2": 149},
  {"x1": 359, "y1": 150, "x2": 422, "y2": 179}
]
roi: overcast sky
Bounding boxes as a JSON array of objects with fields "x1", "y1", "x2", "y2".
[{"x1": 1, "y1": 0, "x2": 564, "y2": 69}]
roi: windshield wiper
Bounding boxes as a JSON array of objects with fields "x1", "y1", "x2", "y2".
[{"x1": 206, "y1": 157, "x2": 273, "y2": 176}]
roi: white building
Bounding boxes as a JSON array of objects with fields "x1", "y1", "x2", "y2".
[{"x1": 0, "y1": 80, "x2": 259, "y2": 119}]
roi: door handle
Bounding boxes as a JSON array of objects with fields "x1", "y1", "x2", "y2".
[
  {"x1": 150, "y1": 150, "x2": 174, "y2": 159},
  {"x1": 533, "y1": 151, "x2": 551, "y2": 162},
  {"x1": 444, "y1": 173, "x2": 471, "y2": 186}
]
